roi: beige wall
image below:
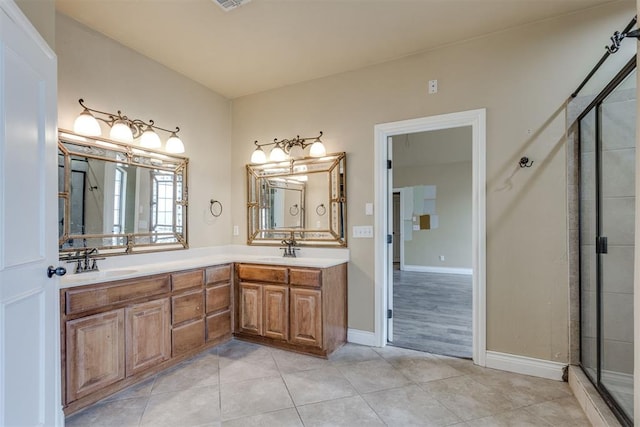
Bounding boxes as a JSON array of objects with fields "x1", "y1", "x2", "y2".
[
  {"x1": 56, "y1": 13, "x2": 233, "y2": 249},
  {"x1": 15, "y1": 0, "x2": 55, "y2": 49},
  {"x1": 231, "y1": 1, "x2": 636, "y2": 361},
  {"x1": 395, "y1": 161, "x2": 472, "y2": 269}
]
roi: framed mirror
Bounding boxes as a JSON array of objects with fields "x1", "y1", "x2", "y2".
[
  {"x1": 58, "y1": 130, "x2": 188, "y2": 256},
  {"x1": 247, "y1": 152, "x2": 346, "y2": 247}
]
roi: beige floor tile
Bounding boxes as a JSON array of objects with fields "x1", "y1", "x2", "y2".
[
  {"x1": 434, "y1": 355, "x2": 487, "y2": 376},
  {"x1": 152, "y1": 352, "x2": 220, "y2": 394},
  {"x1": 328, "y1": 343, "x2": 383, "y2": 366},
  {"x1": 140, "y1": 386, "x2": 220, "y2": 427},
  {"x1": 297, "y1": 395, "x2": 385, "y2": 426},
  {"x1": 470, "y1": 369, "x2": 572, "y2": 407},
  {"x1": 420, "y1": 375, "x2": 518, "y2": 421},
  {"x1": 283, "y1": 366, "x2": 357, "y2": 405},
  {"x1": 65, "y1": 397, "x2": 147, "y2": 427},
  {"x1": 105, "y1": 376, "x2": 156, "y2": 402},
  {"x1": 363, "y1": 384, "x2": 461, "y2": 426},
  {"x1": 465, "y1": 408, "x2": 553, "y2": 426},
  {"x1": 220, "y1": 376, "x2": 294, "y2": 420},
  {"x1": 272, "y1": 348, "x2": 331, "y2": 373},
  {"x1": 524, "y1": 396, "x2": 591, "y2": 426},
  {"x1": 221, "y1": 408, "x2": 303, "y2": 427},
  {"x1": 373, "y1": 345, "x2": 435, "y2": 362},
  {"x1": 339, "y1": 358, "x2": 412, "y2": 393},
  {"x1": 219, "y1": 356, "x2": 280, "y2": 384},
  {"x1": 393, "y1": 355, "x2": 465, "y2": 383},
  {"x1": 217, "y1": 339, "x2": 273, "y2": 362}
]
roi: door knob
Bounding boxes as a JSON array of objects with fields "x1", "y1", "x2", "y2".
[{"x1": 47, "y1": 265, "x2": 67, "y2": 278}]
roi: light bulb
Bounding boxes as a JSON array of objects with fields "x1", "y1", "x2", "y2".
[
  {"x1": 109, "y1": 120, "x2": 133, "y2": 142},
  {"x1": 165, "y1": 134, "x2": 185, "y2": 153},
  {"x1": 309, "y1": 140, "x2": 326, "y2": 157},
  {"x1": 251, "y1": 147, "x2": 267, "y2": 163},
  {"x1": 140, "y1": 127, "x2": 161, "y2": 149},
  {"x1": 73, "y1": 109, "x2": 101, "y2": 136},
  {"x1": 270, "y1": 146, "x2": 287, "y2": 162}
]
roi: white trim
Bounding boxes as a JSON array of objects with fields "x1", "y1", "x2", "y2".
[
  {"x1": 403, "y1": 265, "x2": 473, "y2": 275},
  {"x1": 347, "y1": 328, "x2": 377, "y2": 346},
  {"x1": 374, "y1": 109, "x2": 486, "y2": 367},
  {"x1": 485, "y1": 351, "x2": 566, "y2": 381}
]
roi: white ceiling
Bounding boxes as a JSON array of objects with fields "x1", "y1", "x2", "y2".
[{"x1": 56, "y1": 0, "x2": 618, "y2": 99}]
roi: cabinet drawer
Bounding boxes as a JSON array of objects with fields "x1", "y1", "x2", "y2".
[
  {"x1": 171, "y1": 269, "x2": 203, "y2": 292},
  {"x1": 65, "y1": 275, "x2": 170, "y2": 315},
  {"x1": 238, "y1": 264, "x2": 288, "y2": 284},
  {"x1": 172, "y1": 319, "x2": 205, "y2": 356},
  {"x1": 205, "y1": 264, "x2": 231, "y2": 284},
  {"x1": 290, "y1": 268, "x2": 322, "y2": 288},
  {"x1": 206, "y1": 283, "x2": 231, "y2": 314},
  {"x1": 172, "y1": 290, "x2": 204, "y2": 325},
  {"x1": 206, "y1": 310, "x2": 231, "y2": 342}
]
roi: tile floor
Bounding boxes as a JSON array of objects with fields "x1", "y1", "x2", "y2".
[{"x1": 66, "y1": 340, "x2": 590, "y2": 427}]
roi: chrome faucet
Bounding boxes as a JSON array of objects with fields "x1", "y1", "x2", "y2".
[{"x1": 280, "y1": 236, "x2": 299, "y2": 258}]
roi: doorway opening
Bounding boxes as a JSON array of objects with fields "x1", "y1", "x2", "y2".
[
  {"x1": 373, "y1": 109, "x2": 486, "y2": 366},
  {"x1": 389, "y1": 129, "x2": 473, "y2": 358}
]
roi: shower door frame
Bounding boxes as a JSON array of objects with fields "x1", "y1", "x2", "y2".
[{"x1": 577, "y1": 55, "x2": 636, "y2": 427}]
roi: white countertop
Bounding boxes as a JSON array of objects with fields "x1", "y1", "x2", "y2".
[{"x1": 59, "y1": 246, "x2": 349, "y2": 288}]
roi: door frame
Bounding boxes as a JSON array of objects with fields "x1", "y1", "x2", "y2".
[{"x1": 373, "y1": 109, "x2": 486, "y2": 366}]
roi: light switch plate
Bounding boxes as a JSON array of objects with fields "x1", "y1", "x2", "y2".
[
  {"x1": 365, "y1": 203, "x2": 374, "y2": 216},
  {"x1": 353, "y1": 225, "x2": 374, "y2": 238}
]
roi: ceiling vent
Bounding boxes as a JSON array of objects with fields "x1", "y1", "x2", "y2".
[{"x1": 213, "y1": 0, "x2": 251, "y2": 12}]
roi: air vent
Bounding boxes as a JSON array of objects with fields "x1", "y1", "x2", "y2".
[{"x1": 213, "y1": 0, "x2": 251, "y2": 11}]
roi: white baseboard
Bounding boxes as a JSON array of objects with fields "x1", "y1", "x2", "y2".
[
  {"x1": 347, "y1": 329, "x2": 377, "y2": 346},
  {"x1": 485, "y1": 351, "x2": 566, "y2": 381},
  {"x1": 403, "y1": 265, "x2": 472, "y2": 275}
]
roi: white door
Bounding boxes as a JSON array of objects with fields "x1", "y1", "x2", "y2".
[{"x1": 0, "y1": 2, "x2": 60, "y2": 426}]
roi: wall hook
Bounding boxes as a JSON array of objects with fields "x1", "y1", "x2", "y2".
[
  {"x1": 209, "y1": 199, "x2": 222, "y2": 217},
  {"x1": 519, "y1": 157, "x2": 534, "y2": 168}
]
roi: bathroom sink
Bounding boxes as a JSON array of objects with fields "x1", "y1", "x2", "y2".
[{"x1": 64, "y1": 268, "x2": 139, "y2": 282}]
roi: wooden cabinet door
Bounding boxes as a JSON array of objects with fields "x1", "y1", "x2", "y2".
[
  {"x1": 239, "y1": 283, "x2": 262, "y2": 335},
  {"x1": 66, "y1": 309, "x2": 125, "y2": 402},
  {"x1": 263, "y1": 285, "x2": 288, "y2": 341},
  {"x1": 125, "y1": 299, "x2": 170, "y2": 376},
  {"x1": 290, "y1": 288, "x2": 322, "y2": 348}
]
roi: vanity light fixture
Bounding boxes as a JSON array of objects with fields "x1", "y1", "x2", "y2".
[
  {"x1": 72, "y1": 99, "x2": 185, "y2": 153},
  {"x1": 250, "y1": 131, "x2": 326, "y2": 164}
]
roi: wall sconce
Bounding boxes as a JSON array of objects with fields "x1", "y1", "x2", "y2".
[
  {"x1": 72, "y1": 99, "x2": 185, "y2": 153},
  {"x1": 250, "y1": 131, "x2": 326, "y2": 164}
]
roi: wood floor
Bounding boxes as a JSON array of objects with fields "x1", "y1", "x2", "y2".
[{"x1": 391, "y1": 270, "x2": 472, "y2": 358}]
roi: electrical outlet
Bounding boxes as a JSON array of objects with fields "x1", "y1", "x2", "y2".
[
  {"x1": 233, "y1": 225, "x2": 239, "y2": 236},
  {"x1": 352, "y1": 225, "x2": 374, "y2": 238},
  {"x1": 439, "y1": 255, "x2": 445, "y2": 261},
  {"x1": 428, "y1": 79, "x2": 438, "y2": 94}
]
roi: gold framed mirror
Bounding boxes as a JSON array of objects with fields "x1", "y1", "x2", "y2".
[
  {"x1": 247, "y1": 152, "x2": 346, "y2": 247},
  {"x1": 58, "y1": 130, "x2": 189, "y2": 256}
]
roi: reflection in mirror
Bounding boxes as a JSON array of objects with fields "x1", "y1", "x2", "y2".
[
  {"x1": 247, "y1": 152, "x2": 346, "y2": 247},
  {"x1": 58, "y1": 130, "x2": 188, "y2": 256}
]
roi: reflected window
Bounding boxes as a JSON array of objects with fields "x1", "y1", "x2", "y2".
[{"x1": 152, "y1": 171, "x2": 175, "y2": 241}]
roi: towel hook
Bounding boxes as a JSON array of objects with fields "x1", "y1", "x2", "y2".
[{"x1": 519, "y1": 157, "x2": 534, "y2": 168}]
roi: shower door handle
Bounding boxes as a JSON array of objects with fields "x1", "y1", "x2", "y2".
[{"x1": 596, "y1": 236, "x2": 608, "y2": 254}]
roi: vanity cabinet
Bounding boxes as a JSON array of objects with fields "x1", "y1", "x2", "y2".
[
  {"x1": 171, "y1": 270, "x2": 205, "y2": 356},
  {"x1": 235, "y1": 262, "x2": 347, "y2": 357},
  {"x1": 61, "y1": 264, "x2": 234, "y2": 416}
]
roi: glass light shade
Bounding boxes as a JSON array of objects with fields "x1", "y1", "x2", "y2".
[
  {"x1": 309, "y1": 140, "x2": 326, "y2": 157},
  {"x1": 288, "y1": 144, "x2": 304, "y2": 159},
  {"x1": 269, "y1": 146, "x2": 287, "y2": 162},
  {"x1": 109, "y1": 120, "x2": 134, "y2": 142},
  {"x1": 251, "y1": 147, "x2": 267, "y2": 163},
  {"x1": 73, "y1": 109, "x2": 101, "y2": 136},
  {"x1": 140, "y1": 127, "x2": 162, "y2": 149},
  {"x1": 165, "y1": 134, "x2": 185, "y2": 153}
]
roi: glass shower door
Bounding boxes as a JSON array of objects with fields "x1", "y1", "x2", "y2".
[
  {"x1": 599, "y1": 67, "x2": 635, "y2": 421},
  {"x1": 579, "y1": 62, "x2": 635, "y2": 425}
]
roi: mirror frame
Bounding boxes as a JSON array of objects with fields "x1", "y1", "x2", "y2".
[
  {"x1": 246, "y1": 152, "x2": 347, "y2": 247},
  {"x1": 58, "y1": 129, "x2": 189, "y2": 256}
]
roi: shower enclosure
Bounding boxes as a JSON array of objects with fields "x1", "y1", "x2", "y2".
[{"x1": 579, "y1": 57, "x2": 635, "y2": 425}]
